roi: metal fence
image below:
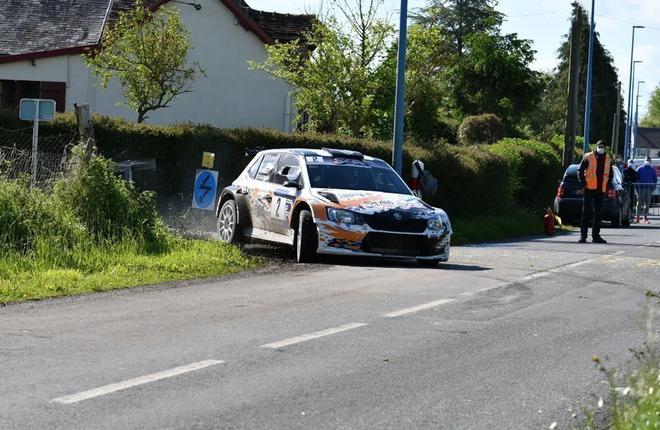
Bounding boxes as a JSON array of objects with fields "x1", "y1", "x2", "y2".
[{"x1": 0, "y1": 126, "x2": 76, "y2": 186}]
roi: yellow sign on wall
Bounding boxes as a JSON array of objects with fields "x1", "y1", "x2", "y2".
[{"x1": 201, "y1": 152, "x2": 215, "y2": 169}]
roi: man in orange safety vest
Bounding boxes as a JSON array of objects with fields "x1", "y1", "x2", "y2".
[{"x1": 577, "y1": 140, "x2": 614, "y2": 244}]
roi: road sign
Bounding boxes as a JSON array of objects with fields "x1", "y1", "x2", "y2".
[
  {"x1": 192, "y1": 169, "x2": 219, "y2": 210},
  {"x1": 201, "y1": 152, "x2": 215, "y2": 169},
  {"x1": 19, "y1": 99, "x2": 56, "y2": 121},
  {"x1": 19, "y1": 98, "x2": 57, "y2": 187}
]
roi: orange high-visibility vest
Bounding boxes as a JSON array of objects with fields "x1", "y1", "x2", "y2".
[{"x1": 583, "y1": 152, "x2": 611, "y2": 192}]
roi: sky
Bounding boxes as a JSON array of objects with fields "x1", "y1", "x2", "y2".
[{"x1": 247, "y1": 0, "x2": 660, "y2": 118}]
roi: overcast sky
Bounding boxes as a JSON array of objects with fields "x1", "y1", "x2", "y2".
[{"x1": 247, "y1": 0, "x2": 660, "y2": 117}]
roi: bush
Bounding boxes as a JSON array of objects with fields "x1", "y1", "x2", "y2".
[
  {"x1": 457, "y1": 113, "x2": 506, "y2": 146},
  {"x1": 52, "y1": 151, "x2": 169, "y2": 252},
  {"x1": 488, "y1": 138, "x2": 562, "y2": 209}
]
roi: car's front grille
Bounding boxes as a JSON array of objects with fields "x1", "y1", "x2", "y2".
[
  {"x1": 361, "y1": 232, "x2": 446, "y2": 257},
  {"x1": 362, "y1": 211, "x2": 427, "y2": 233}
]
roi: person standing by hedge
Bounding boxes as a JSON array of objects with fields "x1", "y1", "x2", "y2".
[
  {"x1": 577, "y1": 140, "x2": 614, "y2": 244},
  {"x1": 635, "y1": 156, "x2": 658, "y2": 224}
]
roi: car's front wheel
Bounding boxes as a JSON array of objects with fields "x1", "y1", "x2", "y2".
[
  {"x1": 296, "y1": 210, "x2": 318, "y2": 263},
  {"x1": 217, "y1": 199, "x2": 243, "y2": 245},
  {"x1": 418, "y1": 258, "x2": 441, "y2": 267}
]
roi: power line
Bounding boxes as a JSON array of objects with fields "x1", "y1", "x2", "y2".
[
  {"x1": 595, "y1": 14, "x2": 660, "y2": 31},
  {"x1": 505, "y1": 10, "x2": 570, "y2": 18}
]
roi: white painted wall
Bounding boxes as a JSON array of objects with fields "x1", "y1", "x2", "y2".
[{"x1": 0, "y1": 0, "x2": 295, "y2": 130}]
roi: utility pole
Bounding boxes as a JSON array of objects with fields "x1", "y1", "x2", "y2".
[
  {"x1": 624, "y1": 25, "x2": 644, "y2": 160},
  {"x1": 563, "y1": 8, "x2": 582, "y2": 169},
  {"x1": 633, "y1": 80, "x2": 645, "y2": 158},
  {"x1": 627, "y1": 60, "x2": 642, "y2": 158},
  {"x1": 582, "y1": 0, "x2": 596, "y2": 153},
  {"x1": 612, "y1": 81, "x2": 621, "y2": 155},
  {"x1": 391, "y1": 0, "x2": 408, "y2": 174}
]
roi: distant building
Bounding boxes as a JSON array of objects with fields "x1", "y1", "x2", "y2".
[
  {"x1": 0, "y1": 0, "x2": 313, "y2": 131},
  {"x1": 636, "y1": 127, "x2": 660, "y2": 158}
]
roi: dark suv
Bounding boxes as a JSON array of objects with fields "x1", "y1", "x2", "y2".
[{"x1": 553, "y1": 164, "x2": 631, "y2": 227}]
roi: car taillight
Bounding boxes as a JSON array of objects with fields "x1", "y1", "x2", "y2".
[
  {"x1": 607, "y1": 188, "x2": 617, "y2": 200},
  {"x1": 556, "y1": 185, "x2": 565, "y2": 198}
]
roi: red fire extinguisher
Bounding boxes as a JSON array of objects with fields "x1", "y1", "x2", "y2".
[{"x1": 544, "y1": 208, "x2": 555, "y2": 236}]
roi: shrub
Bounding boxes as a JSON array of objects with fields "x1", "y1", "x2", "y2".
[
  {"x1": 457, "y1": 113, "x2": 506, "y2": 146},
  {"x1": 53, "y1": 151, "x2": 170, "y2": 252},
  {"x1": 488, "y1": 138, "x2": 562, "y2": 209}
]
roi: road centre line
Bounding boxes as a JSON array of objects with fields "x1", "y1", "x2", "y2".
[
  {"x1": 384, "y1": 299, "x2": 456, "y2": 318},
  {"x1": 51, "y1": 359, "x2": 224, "y2": 405},
  {"x1": 562, "y1": 259, "x2": 595, "y2": 269},
  {"x1": 260, "y1": 323, "x2": 368, "y2": 349}
]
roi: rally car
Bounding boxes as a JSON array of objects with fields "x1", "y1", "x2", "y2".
[{"x1": 216, "y1": 148, "x2": 452, "y2": 265}]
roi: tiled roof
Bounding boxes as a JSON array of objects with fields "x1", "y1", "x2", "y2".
[
  {"x1": 0, "y1": 0, "x2": 313, "y2": 60},
  {"x1": 0, "y1": 0, "x2": 111, "y2": 56},
  {"x1": 243, "y1": 5, "x2": 314, "y2": 43},
  {"x1": 638, "y1": 127, "x2": 660, "y2": 150}
]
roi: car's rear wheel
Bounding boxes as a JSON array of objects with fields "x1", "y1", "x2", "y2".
[
  {"x1": 296, "y1": 210, "x2": 318, "y2": 263},
  {"x1": 217, "y1": 199, "x2": 243, "y2": 245}
]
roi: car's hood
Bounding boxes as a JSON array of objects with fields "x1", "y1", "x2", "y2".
[{"x1": 312, "y1": 188, "x2": 440, "y2": 217}]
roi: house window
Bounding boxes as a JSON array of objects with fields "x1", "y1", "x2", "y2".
[{"x1": 0, "y1": 80, "x2": 66, "y2": 113}]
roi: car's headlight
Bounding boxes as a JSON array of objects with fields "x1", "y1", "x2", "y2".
[
  {"x1": 428, "y1": 216, "x2": 444, "y2": 231},
  {"x1": 327, "y1": 208, "x2": 365, "y2": 225}
]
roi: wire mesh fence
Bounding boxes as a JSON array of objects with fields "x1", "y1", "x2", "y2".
[{"x1": 0, "y1": 126, "x2": 76, "y2": 186}]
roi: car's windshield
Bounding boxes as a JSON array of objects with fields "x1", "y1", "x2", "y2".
[{"x1": 306, "y1": 162, "x2": 411, "y2": 195}]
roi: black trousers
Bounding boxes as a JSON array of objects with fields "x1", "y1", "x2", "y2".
[{"x1": 580, "y1": 188, "x2": 603, "y2": 238}]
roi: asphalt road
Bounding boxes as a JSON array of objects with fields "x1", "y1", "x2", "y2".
[{"x1": 1, "y1": 218, "x2": 659, "y2": 429}]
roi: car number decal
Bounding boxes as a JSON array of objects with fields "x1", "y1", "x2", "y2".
[{"x1": 270, "y1": 196, "x2": 292, "y2": 220}]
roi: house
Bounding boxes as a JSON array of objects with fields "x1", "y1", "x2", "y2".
[
  {"x1": 0, "y1": 0, "x2": 314, "y2": 131},
  {"x1": 635, "y1": 127, "x2": 660, "y2": 158}
]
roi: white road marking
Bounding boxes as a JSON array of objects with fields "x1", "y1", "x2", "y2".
[
  {"x1": 384, "y1": 299, "x2": 456, "y2": 318},
  {"x1": 521, "y1": 271, "x2": 552, "y2": 281},
  {"x1": 260, "y1": 323, "x2": 368, "y2": 349},
  {"x1": 563, "y1": 259, "x2": 595, "y2": 269},
  {"x1": 612, "y1": 251, "x2": 626, "y2": 255},
  {"x1": 51, "y1": 360, "x2": 224, "y2": 405}
]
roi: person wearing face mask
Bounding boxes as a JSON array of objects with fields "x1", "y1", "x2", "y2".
[
  {"x1": 635, "y1": 156, "x2": 658, "y2": 224},
  {"x1": 577, "y1": 140, "x2": 614, "y2": 243},
  {"x1": 624, "y1": 159, "x2": 640, "y2": 222}
]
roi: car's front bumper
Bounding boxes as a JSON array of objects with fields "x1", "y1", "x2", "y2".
[{"x1": 316, "y1": 221, "x2": 451, "y2": 261}]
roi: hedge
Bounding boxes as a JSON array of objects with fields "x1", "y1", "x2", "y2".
[{"x1": 0, "y1": 110, "x2": 560, "y2": 217}]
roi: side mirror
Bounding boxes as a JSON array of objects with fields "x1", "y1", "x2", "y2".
[{"x1": 283, "y1": 180, "x2": 302, "y2": 190}]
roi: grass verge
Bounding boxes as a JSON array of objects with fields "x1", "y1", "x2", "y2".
[
  {"x1": 451, "y1": 208, "x2": 544, "y2": 245},
  {"x1": 0, "y1": 239, "x2": 260, "y2": 304}
]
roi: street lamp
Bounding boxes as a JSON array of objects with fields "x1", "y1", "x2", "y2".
[
  {"x1": 583, "y1": 0, "x2": 596, "y2": 153},
  {"x1": 624, "y1": 25, "x2": 644, "y2": 159},
  {"x1": 626, "y1": 60, "x2": 643, "y2": 159},
  {"x1": 633, "y1": 80, "x2": 645, "y2": 158},
  {"x1": 392, "y1": 0, "x2": 408, "y2": 174}
]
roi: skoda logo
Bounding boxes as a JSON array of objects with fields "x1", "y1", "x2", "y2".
[{"x1": 393, "y1": 212, "x2": 402, "y2": 221}]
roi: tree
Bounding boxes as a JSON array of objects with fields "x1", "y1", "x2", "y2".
[
  {"x1": 252, "y1": 0, "x2": 392, "y2": 136},
  {"x1": 85, "y1": 0, "x2": 204, "y2": 123},
  {"x1": 412, "y1": 0, "x2": 503, "y2": 56},
  {"x1": 444, "y1": 32, "x2": 543, "y2": 125},
  {"x1": 641, "y1": 84, "x2": 660, "y2": 127},
  {"x1": 536, "y1": 2, "x2": 624, "y2": 147}
]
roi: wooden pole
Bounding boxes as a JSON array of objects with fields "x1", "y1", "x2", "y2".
[
  {"x1": 563, "y1": 10, "x2": 582, "y2": 169},
  {"x1": 74, "y1": 103, "x2": 96, "y2": 162}
]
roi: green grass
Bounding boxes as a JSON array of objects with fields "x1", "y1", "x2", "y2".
[
  {"x1": 451, "y1": 208, "x2": 544, "y2": 245},
  {"x1": 0, "y1": 239, "x2": 260, "y2": 304}
]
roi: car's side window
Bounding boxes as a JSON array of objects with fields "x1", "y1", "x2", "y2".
[
  {"x1": 247, "y1": 155, "x2": 263, "y2": 179},
  {"x1": 255, "y1": 153, "x2": 280, "y2": 182},
  {"x1": 272, "y1": 154, "x2": 303, "y2": 186}
]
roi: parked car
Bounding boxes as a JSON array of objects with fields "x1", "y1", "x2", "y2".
[
  {"x1": 216, "y1": 148, "x2": 452, "y2": 265},
  {"x1": 553, "y1": 164, "x2": 631, "y2": 227}
]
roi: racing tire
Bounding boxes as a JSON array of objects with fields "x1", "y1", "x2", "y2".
[
  {"x1": 296, "y1": 210, "x2": 318, "y2": 263},
  {"x1": 418, "y1": 259, "x2": 441, "y2": 267},
  {"x1": 217, "y1": 199, "x2": 243, "y2": 245}
]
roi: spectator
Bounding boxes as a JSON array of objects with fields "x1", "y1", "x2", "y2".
[
  {"x1": 635, "y1": 156, "x2": 658, "y2": 224},
  {"x1": 624, "y1": 159, "x2": 639, "y2": 221},
  {"x1": 577, "y1": 140, "x2": 614, "y2": 243}
]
